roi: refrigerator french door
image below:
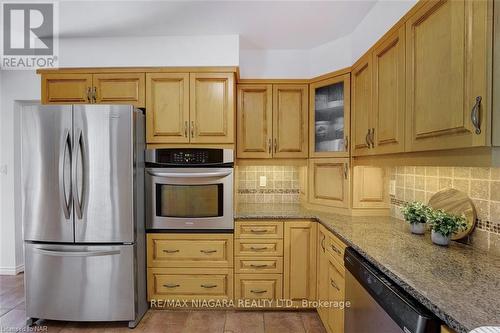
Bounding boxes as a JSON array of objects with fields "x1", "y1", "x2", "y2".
[{"x1": 21, "y1": 104, "x2": 147, "y2": 327}]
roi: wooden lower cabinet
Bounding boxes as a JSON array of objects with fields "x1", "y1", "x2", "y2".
[
  {"x1": 327, "y1": 257, "x2": 345, "y2": 333},
  {"x1": 283, "y1": 221, "x2": 317, "y2": 304},
  {"x1": 235, "y1": 257, "x2": 283, "y2": 274},
  {"x1": 235, "y1": 239, "x2": 283, "y2": 257},
  {"x1": 148, "y1": 267, "x2": 233, "y2": 302},
  {"x1": 317, "y1": 226, "x2": 330, "y2": 323}
]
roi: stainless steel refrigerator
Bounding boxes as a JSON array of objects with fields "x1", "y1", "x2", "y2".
[{"x1": 21, "y1": 104, "x2": 147, "y2": 327}]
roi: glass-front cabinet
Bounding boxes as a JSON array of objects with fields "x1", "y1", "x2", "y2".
[{"x1": 309, "y1": 73, "x2": 351, "y2": 157}]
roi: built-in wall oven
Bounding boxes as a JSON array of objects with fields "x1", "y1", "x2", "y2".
[{"x1": 145, "y1": 148, "x2": 233, "y2": 231}]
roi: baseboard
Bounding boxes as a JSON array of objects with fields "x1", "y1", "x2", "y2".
[{"x1": 0, "y1": 264, "x2": 24, "y2": 275}]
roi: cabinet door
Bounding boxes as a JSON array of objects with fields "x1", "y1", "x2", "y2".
[
  {"x1": 190, "y1": 73, "x2": 235, "y2": 143},
  {"x1": 372, "y1": 27, "x2": 405, "y2": 154},
  {"x1": 405, "y1": 0, "x2": 487, "y2": 151},
  {"x1": 309, "y1": 74, "x2": 350, "y2": 158},
  {"x1": 93, "y1": 73, "x2": 145, "y2": 107},
  {"x1": 327, "y1": 258, "x2": 345, "y2": 333},
  {"x1": 308, "y1": 158, "x2": 350, "y2": 208},
  {"x1": 41, "y1": 73, "x2": 92, "y2": 104},
  {"x1": 273, "y1": 84, "x2": 308, "y2": 158},
  {"x1": 146, "y1": 73, "x2": 190, "y2": 143},
  {"x1": 351, "y1": 54, "x2": 373, "y2": 157},
  {"x1": 236, "y1": 85, "x2": 272, "y2": 158},
  {"x1": 352, "y1": 166, "x2": 389, "y2": 209},
  {"x1": 317, "y1": 226, "x2": 329, "y2": 323},
  {"x1": 283, "y1": 221, "x2": 317, "y2": 303}
]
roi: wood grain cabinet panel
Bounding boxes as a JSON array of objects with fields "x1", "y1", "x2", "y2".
[
  {"x1": 273, "y1": 84, "x2": 308, "y2": 158},
  {"x1": 327, "y1": 257, "x2": 345, "y2": 333},
  {"x1": 235, "y1": 239, "x2": 283, "y2": 257},
  {"x1": 235, "y1": 220, "x2": 283, "y2": 239},
  {"x1": 352, "y1": 166, "x2": 389, "y2": 209},
  {"x1": 234, "y1": 274, "x2": 283, "y2": 300},
  {"x1": 317, "y1": 225, "x2": 329, "y2": 323},
  {"x1": 190, "y1": 73, "x2": 234, "y2": 143},
  {"x1": 372, "y1": 26, "x2": 405, "y2": 154},
  {"x1": 405, "y1": 0, "x2": 488, "y2": 151},
  {"x1": 146, "y1": 73, "x2": 190, "y2": 143},
  {"x1": 93, "y1": 73, "x2": 145, "y2": 107},
  {"x1": 237, "y1": 85, "x2": 272, "y2": 158},
  {"x1": 283, "y1": 221, "x2": 317, "y2": 303},
  {"x1": 234, "y1": 257, "x2": 283, "y2": 274},
  {"x1": 351, "y1": 54, "x2": 373, "y2": 157},
  {"x1": 308, "y1": 158, "x2": 350, "y2": 208},
  {"x1": 41, "y1": 73, "x2": 92, "y2": 104}
]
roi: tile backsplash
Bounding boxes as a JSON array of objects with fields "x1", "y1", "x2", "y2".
[
  {"x1": 237, "y1": 166, "x2": 300, "y2": 204},
  {"x1": 388, "y1": 166, "x2": 500, "y2": 254}
]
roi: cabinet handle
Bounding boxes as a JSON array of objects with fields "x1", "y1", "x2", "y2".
[
  {"x1": 344, "y1": 136, "x2": 349, "y2": 151},
  {"x1": 471, "y1": 96, "x2": 482, "y2": 134},
  {"x1": 250, "y1": 246, "x2": 269, "y2": 251},
  {"x1": 163, "y1": 249, "x2": 180, "y2": 253},
  {"x1": 274, "y1": 138, "x2": 277, "y2": 153},
  {"x1": 201, "y1": 284, "x2": 218, "y2": 289},
  {"x1": 92, "y1": 87, "x2": 97, "y2": 103},
  {"x1": 365, "y1": 129, "x2": 371, "y2": 148},
  {"x1": 370, "y1": 128, "x2": 375, "y2": 148},
  {"x1": 330, "y1": 279, "x2": 340, "y2": 291},
  {"x1": 200, "y1": 249, "x2": 217, "y2": 254},
  {"x1": 321, "y1": 234, "x2": 326, "y2": 252},
  {"x1": 250, "y1": 264, "x2": 269, "y2": 268},
  {"x1": 163, "y1": 283, "x2": 180, "y2": 288},
  {"x1": 331, "y1": 244, "x2": 342, "y2": 255},
  {"x1": 86, "y1": 87, "x2": 92, "y2": 103},
  {"x1": 250, "y1": 229, "x2": 268, "y2": 233},
  {"x1": 343, "y1": 163, "x2": 348, "y2": 180},
  {"x1": 250, "y1": 289, "x2": 267, "y2": 294},
  {"x1": 184, "y1": 121, "x2": 188, "y2": 137},
  {"x1": 268, "y1": 138, "x2": 272, "y2": 154},
  {"x1": 190, "y1": 121, "x2": 195, "y2": 138}
]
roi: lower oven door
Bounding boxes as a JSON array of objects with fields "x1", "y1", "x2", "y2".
[{"x1": 146, "y1": 167, "x2": 233, "y2": 230}]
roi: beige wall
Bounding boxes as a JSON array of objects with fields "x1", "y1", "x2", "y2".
[{"x1": 388, "y1": 166, "x2": 500, "y2": 255}]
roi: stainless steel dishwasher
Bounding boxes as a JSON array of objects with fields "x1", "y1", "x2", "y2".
[{"x1": 344, "y1": 248, "x2": 440, "y2": 333}]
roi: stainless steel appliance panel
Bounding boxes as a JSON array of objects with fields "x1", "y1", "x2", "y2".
[
  {"x1": 73, "y1": 105, "x2": 134, "y2": 243},
  {"x1": 25, "y1": 243, "x2": 135, "y2": 322},
  {"x1": 22, "y1": 104, "x2": 74, "y2": 243}
]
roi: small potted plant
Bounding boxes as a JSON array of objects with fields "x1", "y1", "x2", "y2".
[
  {"x1": 427, "y1": 209, "x2": 468, "y2": 246},
  {"x1": 401, "y1": 202, "x2": 430, "y2": 235}
]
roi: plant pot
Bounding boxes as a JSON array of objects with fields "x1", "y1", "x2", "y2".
[
  {"x1": 431, "y1": 230, "x2": 450, "y2": 246},
  {"x1": 410, "y1": 222, "x2": 426, "y2": 235}
]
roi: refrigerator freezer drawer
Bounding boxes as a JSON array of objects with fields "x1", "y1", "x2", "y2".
[{"x1": 25, "y1": 243, "x2": 135, "y2": 322}]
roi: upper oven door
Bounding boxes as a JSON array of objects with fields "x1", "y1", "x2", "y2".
[{"x1": 146, "y1": 168, "x2": 233, "y2": 230}]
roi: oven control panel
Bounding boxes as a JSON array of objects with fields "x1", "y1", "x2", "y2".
[
  {"x1": 172, "y1": 151, "x2": 208, "y2": 164},
  {"x1": 146, "y1": 148, "x2": 233, "y2": 166}
]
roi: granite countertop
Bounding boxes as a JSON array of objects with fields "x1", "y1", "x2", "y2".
[{"x1": 235, "y1": 203, "x2": 500, "y2": 333}]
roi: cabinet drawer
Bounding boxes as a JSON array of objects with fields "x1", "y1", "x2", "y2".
[
  {"x1": 235, "y1": 257, "x2": 283, "y2": 274},
  {"x1": 148, "y1": 268, "x2": 233, "y2": 301},
  {"x1": 235, "y1": 221, "x2": 283, "y2": 239},
  {"x1": 326, "y1": 233, "x2": 347, "y2": 267},
  {"x1": 235, "y1": 274, "x2": 282, "y2": 300},
  {"x1": 235, "y1": 239, "x2": 283, "y2": 257},
  {"x1": 328, "y1": 257, "x2": 345, "y2": 298},
  {"x1": 147, "y1": 234, "x2": 233, "y2": 268}
]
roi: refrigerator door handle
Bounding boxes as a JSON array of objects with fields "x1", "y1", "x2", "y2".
[
  {"x1": 34, "y1": 248, "x2": 121, "y2": 257},
  {"x1": 58, "y1": 129, "x2": 72, "y2": 219},
  {"x1": 72, "y1": 128, "x2": 85, "y2": 219}
]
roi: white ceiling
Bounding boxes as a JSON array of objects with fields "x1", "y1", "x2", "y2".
[{"x1": 58, "y1": 1, "x2": 377, "y2": 49}]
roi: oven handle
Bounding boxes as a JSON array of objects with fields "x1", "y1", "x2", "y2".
[{"x1": 146, "y1": 170, "x2": 232, "y2": 178}]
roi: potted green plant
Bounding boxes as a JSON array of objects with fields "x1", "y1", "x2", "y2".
[
  {"x1": 401, "y1": 202, "x2": 430, "y2": 235},
  {"x1": 427, "y1": 209, "x2": 468, "y2": 246}
]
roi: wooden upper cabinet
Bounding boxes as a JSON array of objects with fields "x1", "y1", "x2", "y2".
[
  {"x1": 283, "y1": 221, "x2": 317, "y2": 303},
  {"x1": 93, "y1": 73, "x2": 145, "y2": 107},
  {"x1": 352, "y1": 166, "x2": 389, "y2": 209},
  {"x1": 308, "y1": 158, "x2": 350, "y2": 208},
  {"x1": 41, "y1": 73, "x2": 92, "y2": 104},
  {"x1": 237, "y1": 85, "x2": 273, "y2": 158},
  {"x1": 372, "y1": 26, "x2": 406, "y2": 154},
  {"x1": 351, "y1": 54, "x2": 372, "y2": 157},
  {"x1": 146, "y1": 73, "x2": 190, "y2": 143},
  {"x1": 190, "y1": 73, "x2": 235, "y2": 144},
  {"x1": 405, "y1": 0, "x2": 488, "y2": 151},
  {"x1": 310, "y1": 74, "x2": 351, "y2": 158},
  {"x1": 273, "y1": 85, "x2": 308, "y2": 158}
]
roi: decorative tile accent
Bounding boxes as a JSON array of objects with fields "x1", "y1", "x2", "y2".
[{"x1": 237, "y1": 165, "x2": 300, "y2": 204}]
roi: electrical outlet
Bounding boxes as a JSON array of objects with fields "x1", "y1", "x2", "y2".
[
  {"x1": 389, "y1": 180, "x2": 396, "y2": 196},
  {"x1": 0, "y1": 164, "x2": 7, "y2": 175},
  {"x1": 259, "y1": 176, "x2": 267, "y2": 187}
]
